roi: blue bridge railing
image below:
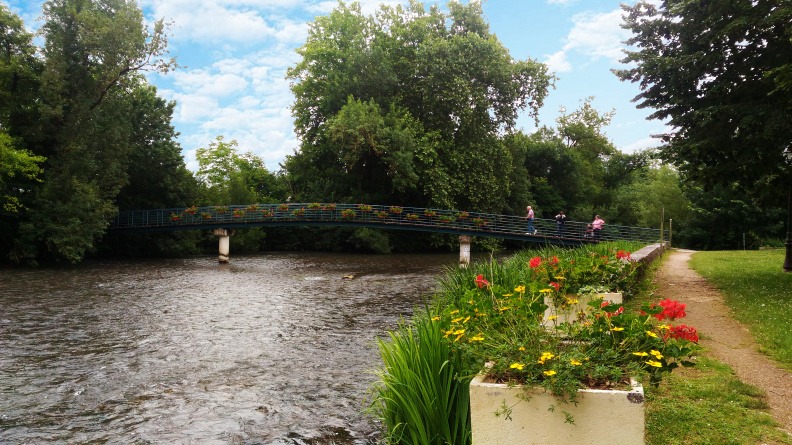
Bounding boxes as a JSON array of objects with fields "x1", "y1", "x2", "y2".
[{"x1": 109, "y1": 203, "x2": 667, "y2": 246}]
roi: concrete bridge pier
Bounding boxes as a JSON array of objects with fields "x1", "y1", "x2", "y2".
[
  {"x1": 459, "y1": 235, "x2": 472, "y2": 268},
  {"x1": 213, "y1": 228, "x2": 235, "y2": 263}
]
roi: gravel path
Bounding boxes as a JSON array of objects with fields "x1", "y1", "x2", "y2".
[{"x1": 654, "y1": 249, "x2": 792, "y2": 436}]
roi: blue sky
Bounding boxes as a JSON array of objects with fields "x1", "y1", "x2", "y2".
[{"x1": 9, "y1": 0, "x2": 667, "y2": 172}]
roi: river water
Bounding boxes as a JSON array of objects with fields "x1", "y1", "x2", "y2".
[{"x1": 0, "y1": 252, "x2": 465, "y2": 444}]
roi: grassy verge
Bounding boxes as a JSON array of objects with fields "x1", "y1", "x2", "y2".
[
  {"x1": 628, "y1": 250, "x2": 792, "y2": 445},
  {"x1": 688, "y1": 249, "x2": 792, "y2": 369},
  {"x1": 645, "y1": 357, "x2": 791, "y2": 445}
]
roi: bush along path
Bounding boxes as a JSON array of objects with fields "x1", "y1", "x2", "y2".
[{"x1": 654, "y1": 249, "x2": 792, "y2": 435}]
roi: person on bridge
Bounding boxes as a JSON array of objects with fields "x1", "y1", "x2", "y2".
[
  {"x1": 525, "y1": 205, "x2": 537, "y2": 235},
  {"x1": 555, "y1": 211, "x2": 567, "y2": 237},
  {"x1": 592, "y1": 215, "x2": 605, "y2": 241}
]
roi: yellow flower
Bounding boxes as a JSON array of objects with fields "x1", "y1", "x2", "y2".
[
  {"x1": 450, "y1": 309, "x2": 459, "y2": 315},
  {"x1": 444, "y1": 329, "x2": 455, "y2": 338},
  {"x1": 451, "y1": 317, "x2": 463, "y2": 323},
  {"x1": 510, "y1": 363, "x2": 525, "y2": 370},
  {"x1": 611, "y1": 327, "x2": 625, "y2": 332},
  {"x1": 554, "y1": 276, "x2": 566, "y2": 281},
  {"x1": 499, "y1": 306, "x2": 511, "y2": 312},
  {"x1": 538, "y1": 352, "x2": 556, "y2": 364},
  {"x1": 658, "y1": 324, "x2": 671, "y2": 330},
  {"x1": 543, "y1": 370, "x2": 557, "y2": 376},
  {"x1": 650, "y1": 350, "x2": 663, "y2": 359},
  {"x1": 469, "y1": 334, "x2": 484, "y2": 342},
  {"x1": 518, "y1": 346, "x2": 525, "y2": 351},
  {"x1": 632, "y1": 351, "x2": 649, "y2": 357},
  {"x1": 546, "y1": 315, "x2": 558, "y2": 321},
  {"x1": 453, "y1": 329, "x2": 465, "y2": 335},
  {"x1": 570, "y1": 359, "x2": 582, "y2": 366},
  {"x1": 539, "y1": 289, "x2": 552, "y2": 293},
  {"x1": 431, "y1": 316, "x2": 440, "y2": 321},
  {"x1": 565, "y1": 297, "x2": 579, "y2": 305},
  {"x1": 462, "y1": 316, "x2": 470, "y2": 323},
  {"x1": 502, "y1": 293, "x2": 513, "y2": 297},
  {"x1": 646, "y1": 360, "x2": 663, "y2": 368},
  {"x1": 646, "y1": 331, "x2": 658, "y2": 338},
  {"x1": 514, "y1": 285, "x2": 526, "y2": 293}
]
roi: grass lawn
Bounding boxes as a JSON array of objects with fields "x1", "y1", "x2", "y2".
[
  {"x1": 646, "y1": 357, "x2": 791, "y2": 445},
  {"x1": 689, "y1": 249, "x2": 792, "y2": 370}
]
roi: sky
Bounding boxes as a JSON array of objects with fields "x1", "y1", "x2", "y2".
[{"x1": 8, "y1": 0, "x2": 668, "y2": 172}]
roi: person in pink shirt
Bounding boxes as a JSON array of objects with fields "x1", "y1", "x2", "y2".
[
  {"x1": 525, "y1": 205, "x2": 536, "y2": 235},
  {"x1": 591, "y1": 215, "x2": 605, "y2": 241}
]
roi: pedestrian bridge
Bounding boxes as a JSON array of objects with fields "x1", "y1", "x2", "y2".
[{"x1": 110, "y1": 203, "x2": 666, "y2": 263}]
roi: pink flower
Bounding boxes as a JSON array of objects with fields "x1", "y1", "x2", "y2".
[{"x1": 474, "y1": 274, "x2": 490, "y2": 289}]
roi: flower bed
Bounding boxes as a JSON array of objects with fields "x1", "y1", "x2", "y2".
[{"x1": 369, "y1": 243, "x2": 699, "y2": 444}]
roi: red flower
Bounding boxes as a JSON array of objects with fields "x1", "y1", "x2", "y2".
[
  {"x1": 549, "y1": 282, "x2": 560, "y2": 291},
  {"x1": 600, "y1": 301, "x2": 624, "y2": 318},
  {"x1": 666, "y1": 324, "x2": 699, "y2": 343},
  {"x1": 652, "y1": 298, "x2": 687, "y2": 321},
  {"x1": 616, "y1": 250, "x2": 632, "y2": 260},
  {"x1": 529, "y1": 257, "x2": 542, "y2": 268},
  {"x1": 474, "y1": 274, "x2": 490, "y2": 289},
  {"x1": 549, "y1": 256, "x2": 559, "y2": 266}
]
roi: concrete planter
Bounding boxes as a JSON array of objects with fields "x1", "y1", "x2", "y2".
[
  {"x1": 543, "y1": 292, "x2": 623, "y2": 328},
  {"x1": 469, "y1": 374, "x2": 645, "y2": 445}
]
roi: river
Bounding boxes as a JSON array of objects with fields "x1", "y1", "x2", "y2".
[{"x1": 0, "y1": 252, "x2": 466, "y2": 444}]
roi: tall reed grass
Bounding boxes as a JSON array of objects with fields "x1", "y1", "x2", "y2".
[{"x1": 368, "y1": 314, "x2": 471, "y2": 445}]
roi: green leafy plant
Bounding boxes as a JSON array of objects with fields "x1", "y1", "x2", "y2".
[
  {"x1": 308, "y1": 202, "x2": 322, "y2": 210},
  {"x1": 389, "y1": 206, "x2": 403, "y2": 214},
  {"x1": 358, "y1": 204, "x2": 373, "y2": 212},
  {"x1": 341, "y1": 209, "x2": 356, "y2": 219},
  {"x1": 292, "y1": 208, "x2": 305, "y2": 217},
  {"x1": 369, "y1": 315, "x2": 472, "y2": 445},
  {"x1": 375, "y1": 211, "x2": 388, "y2": 219}
]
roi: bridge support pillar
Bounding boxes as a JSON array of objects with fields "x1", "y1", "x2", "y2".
[
  {"x1": 459, "y1": 235, "x2": 472, "y2": 268},
  {"x1": 213, "y1": 228, "x2": 235, "y2": 263}
]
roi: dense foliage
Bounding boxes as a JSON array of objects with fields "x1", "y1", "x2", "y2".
[{"x1": 616, "y1": 0, "x2": 792, "y2": 248}]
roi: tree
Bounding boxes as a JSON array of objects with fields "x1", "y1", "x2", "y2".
[
  {"x1": 9, "y1": 0, "x2": 178, "y2": 263},
  {"x1": 616, "y1": 1, "x2": 792, "y2": 201},
  {"x1": 285, "y1": 0, "x2": 552, "y2": 212},
  {"x1": 0, "y1": 131, "x2": 45, "y2": 213},
  {"x1": 195, "y1": 135, "x2": 281, "y2": 204}
]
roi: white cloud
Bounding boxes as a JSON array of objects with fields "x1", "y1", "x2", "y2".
[
  {"x1": 546, "y1": 7, "x2": 631, "y2": 73},
  {"x1": 547, "y1": 0, "x2": 577, "y2": 5},
  {"x1": 620, "y1": 136, "x2": 660, "y2": 153},
  {"x1": 544, "y1": 50, "x2": 572, "y2": 74}
]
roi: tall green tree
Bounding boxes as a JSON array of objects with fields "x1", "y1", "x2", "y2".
[
  {"x1": 616, "y1": 0, "x2": 792, "y2": 201},
  {"x1": 12, "y1": 0, "x2": 177, "y2": 263},
  {"x1": 285, "y1": 0, "x2": 552, "y2": 212}
]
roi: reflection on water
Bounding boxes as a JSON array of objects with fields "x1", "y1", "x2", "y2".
[{"x1": 0, "y1": 252, "x2": 463, "y2": 444}]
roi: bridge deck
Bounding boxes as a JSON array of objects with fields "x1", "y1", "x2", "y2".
[{"x1": 110, "y1": 203, "x2": 666, "y2": 246}]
